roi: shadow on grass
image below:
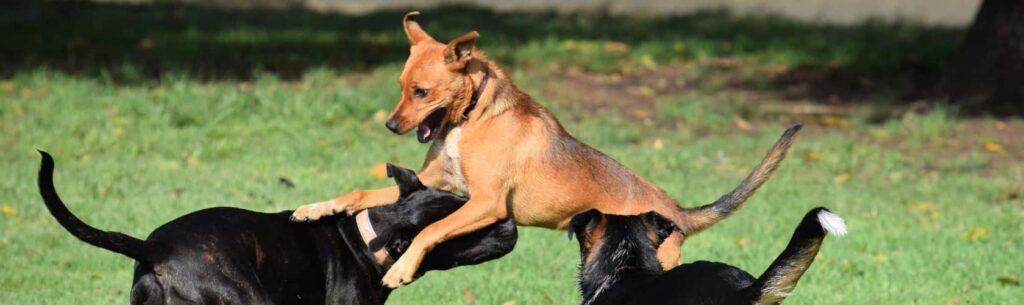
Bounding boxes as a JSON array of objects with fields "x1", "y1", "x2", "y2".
[{"x1": 2, "y1": 1, "x2": 965, "y2": 106}]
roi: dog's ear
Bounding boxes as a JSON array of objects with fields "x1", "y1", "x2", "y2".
[
  {"x1": 367, "y1": 232, "x2": 391, "y2": 252},
  {"x1": 403, "y1": 11, "x2": 435, "y2": 45},
  {"x1": 368, "y1": 230, "x2": 411, "y2": 253},
  {"x1": 567, "y1": 209, "x2": 603, "y2": 241},
  {"x1": 387, "y1": 163, "x2": 425, "y2": 197},
  {"x1": 444, "y1": 31, "x2": 479, "y2": 70},
  {"x1": 641, "y1": 211, "x2": 682, "y2": 244}
]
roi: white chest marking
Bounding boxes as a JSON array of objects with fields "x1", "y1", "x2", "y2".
[{"x1": 440, "y1": 126, "x2": 468, "y2": 194}]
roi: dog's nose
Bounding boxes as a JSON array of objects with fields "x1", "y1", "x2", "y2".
[{"x1": 385, "y1": 118, "x2": 400, "y2": 133}]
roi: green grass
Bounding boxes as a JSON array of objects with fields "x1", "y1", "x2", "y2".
[
  {"x1": 2, "y1": 3, "x2": 1023, "y2": 305},
  {"x1": 3, "y1": 67, "x2": 1022, "y2": 304}
]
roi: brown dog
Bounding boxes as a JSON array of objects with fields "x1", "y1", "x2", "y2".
[{"x1": 291, "y1": 12, "x2": 802, "y2": 288}]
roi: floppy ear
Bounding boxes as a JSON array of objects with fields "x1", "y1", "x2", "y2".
[
  {"x1": 641, "y1": 211, "x2": 683, "y2": 244},
  {"x1": 403, "y1": 11, "x2": 435, "y2": 45},
  {"x1": 444, "y1": 31, "x2": 479, "y2": 70},
  {"x1": 567, "y1": 209, "x2": 603, "y2": 240},
  {"x1": 367, "y1": 231, "x2": 392, "y2": 252},
  {"x1": 387, "y1": 163, "x2": 425, "y2": 197},
  {"x1": 368, "y1": 230, "x2": 411, "y2": 253}
]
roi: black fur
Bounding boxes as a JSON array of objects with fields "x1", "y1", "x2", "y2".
[
  {"x1": 37, "y1": 151, "x2": 517, "y2": 305},
  {"x1": 569, "y1": 208, "x2": 839, "y2": 305}
]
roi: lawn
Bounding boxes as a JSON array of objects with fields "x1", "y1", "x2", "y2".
[{"x1": 2, "y1": 3, "x2": 1023, "y2": 305}]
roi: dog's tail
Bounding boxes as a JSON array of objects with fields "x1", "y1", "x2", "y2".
[
  {"x1": 746, "y1": 207, "x2": 847, "y2": 305},
  {"x1": 677, "y1": 124, "x2": 801, "y2": 235},
  {"x1": 37, "y1": 150, "x2": 163, "y2": 263}
]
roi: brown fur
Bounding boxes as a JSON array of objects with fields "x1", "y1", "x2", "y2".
[{"x1": 291, "y1": 11, "x2": 802, "y2": 287}]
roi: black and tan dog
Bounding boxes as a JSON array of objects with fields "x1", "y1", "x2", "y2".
[
  {"x1": 37, "y1": 151, "x2": 516, "y2": 305},
  {"x1": 568, "y1": 208, "x2": 846, "y2": 305}
]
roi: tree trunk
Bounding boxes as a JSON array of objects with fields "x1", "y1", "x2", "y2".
[{"x1": 942, "y1": 0, "x2": 1024, "y2": 115}]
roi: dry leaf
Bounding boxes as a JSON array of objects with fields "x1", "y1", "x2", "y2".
[
  {"x1": 372, "y1": 110, "x2": 389, "y2": 123},
  {"x1": 0, "y1": 205, "x2": 16, "y2": 216},
  {"x1": 652, "y1": 139, "x2": 664, "y2": 150},
  {"x1": 734, "y1": 117, "x2": 757, "y2": 132},
  {"x1": 461, "y1": 288, "x2": 475, "y2": 304},
  {"x1": 626, "y1": 109, "x2": 651, "y2": 119},
  {"x1": 819, "y1": 115, "x2": 849, "y2": 127},
  {"x1": 801, "y1": 150, "x2": 824, "y2": 162},
  {"x1": 734, "y1": 237, "x2": 751, "y2": 248},
  {"x1": 982, "y1": 141, "x2": 1004, "y2": 153},
  {"x1": 0, "y1": 81, "x2": 16, "y2": 91},
  {"x1": 602, "y1": 41, "x2": 629, "y2": 53},
  {"x1": 872, "y1": 254, "x2": 888, "y2": 263},
  {"x1": 964, "y1": 227, "x2": 989, "y2": 241},
  {"x1": 638, "y1": 86, "x2": 655, "y2": 97},
  {"x1": 943, "y1": 296, "x2": 964, "y2": 305},
  {"x1": 502, "y1": 301, "x2": 517, "y2": 305},
  {"x1": 369, "y1": 163, "x2": 390, "y2": 180},
  {"x1": 908, "y1": 202, "x2": 939, "y2": 219},
  {"x1": 834, "y1": 172, "x2": 851, "y2": 183},
  {"x1": 138, "y1": 38, "x2": 156, "y2": 50}
]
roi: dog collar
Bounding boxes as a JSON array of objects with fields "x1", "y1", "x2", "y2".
[
  {"x1": 462, "y1": 68, "x2": 489, "y2": 119},
  {"x1": 355, "y1": 211, "x2": 395, "y2": 267}
]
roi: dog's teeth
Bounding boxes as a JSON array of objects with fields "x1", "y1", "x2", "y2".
[{"x1": 816, "y1": 210, "x2": 848, "y2": 236}]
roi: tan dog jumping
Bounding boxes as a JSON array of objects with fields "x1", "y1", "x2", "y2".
[{"x1": 291, "y1": 12, "x2": 802, "y2": 288}]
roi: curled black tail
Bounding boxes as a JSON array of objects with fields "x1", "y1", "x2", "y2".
[
  {"x1": 37, "y1": 150, "x2": 160, "y2": 263},
  {"x1": 748, "y1": 207, "x2": 847, "y2": 305}
]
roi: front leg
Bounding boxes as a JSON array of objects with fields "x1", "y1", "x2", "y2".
[
  {"x1": 291, "y1": 156, "x2": 449, "y2": 221},
  {"x1": 381, "y1": 191, "x2": 507, "y2": 287}
]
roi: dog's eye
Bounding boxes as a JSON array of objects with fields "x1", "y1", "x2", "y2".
[{"x1": 413, "y1": 88, "x2": 428, "y2": 99}]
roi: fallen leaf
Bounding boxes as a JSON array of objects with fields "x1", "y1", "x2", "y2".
[
  {"x1": 997, "y1": 275, "x2": 1020, "y2": 286},
  {"x1": 734, "y1": 117, "x2": 757, "y2": 132},
  {"x1": 982, "y1": 141, "x2": 1004, "y2": 153},
  {"x1": 734, "y1": 237, "x2": 751, "y2": 248},
  {"x1": 138, "y1": 38, "x2": 156, "y2": 50},
  {"x1": 112, "y1": 127, "x2": 125, "y2": 137},
  {"x1": 872, "y1": 254, "x2": 888, "y2": 263},
  {"x1": 0, "y1": 205, "x2": 16, "y2": 216},
  {"x1": 638, "y1": 86, "x2": 655, "y2": 97},
  {"x1": 652, "y1": 139, "x2": 664, "y2": 150},
  {"x1": 630, "y1": 110, "x2": 653, "y2": 120},
  {"x1": 801, "y1": 150, "x2": 824, "y2": 162},
  {"x1": 964, "y1": 227, "x2": 989, "y2": 241},
  {"x1": 834, "y1": 172, "x2": 851, "y2": 183},
  {"x1": 0, "y1": 81, "x2": 16, "y2": 91},
  {"x1": 602, "y1": 41, "x2": 629, "y2": 54},
  {"x1": 372, "y1": 110, "x2": 389, "y2": 123},
  {"x1": 819, "y1": 115, "x2": 849, "y2": 127},
  {"x1": 501, "y1": 301, "x2": 517, "y2": 305},
  {"x1": 236, "y1": 82, "x2": 253, "y2": 92},
  {"x1": 461, "y1": 288, "x2": 475, "y2": 304},
  {"x1": 943, "y1": 296, "x2": 964, "y2": 305},
  {"x1": 908, "y1": 202, "x2": 939, "y2": 219},
  {"x1": 369, "y1": 163, "x2": 390, "y2": 179}
]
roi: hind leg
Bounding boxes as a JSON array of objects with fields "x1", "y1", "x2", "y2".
[{"x1": 656, "y1": 232, "x2": 683, "y2": 269}]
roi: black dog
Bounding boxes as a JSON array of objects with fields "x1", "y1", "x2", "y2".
[
  {"x1": 568, "y1": 207, "x2": 846, "y2": 305},
  {"x1": 37, "y1": 151, "x2": 517, "y2": 305}
]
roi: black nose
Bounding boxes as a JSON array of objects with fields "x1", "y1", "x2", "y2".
[{"x1": 385, "y1": 118, "x2": 400, "y2": 133}]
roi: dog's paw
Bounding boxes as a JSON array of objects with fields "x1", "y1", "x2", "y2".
[
  {"x1": 290, "y1": 200, "x2": 339, "y2": 222},
  {"x1": 381, "y1": 252, "x2": 422, "y2": 288}
]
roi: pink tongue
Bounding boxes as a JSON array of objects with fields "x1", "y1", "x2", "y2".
[{"x1": 418, "y1": 123, "x2": 432, "y2": 140}]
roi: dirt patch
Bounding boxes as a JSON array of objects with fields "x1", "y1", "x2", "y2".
[{"x1": 538, "y1": 65, "x2": 692, "y2": 120}]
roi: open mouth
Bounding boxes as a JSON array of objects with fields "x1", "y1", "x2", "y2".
[{"x1": 416, "y1": 108, "x2": 446, "y2": 143}]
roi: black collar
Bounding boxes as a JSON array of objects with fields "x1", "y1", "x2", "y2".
[{"x1": 462, "y1": 68, "x2": 489, "y2": 119}]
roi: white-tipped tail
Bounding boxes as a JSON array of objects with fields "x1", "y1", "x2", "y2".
[{"x1": 816, "y1": 210, "x2": 848, "y2": 236}]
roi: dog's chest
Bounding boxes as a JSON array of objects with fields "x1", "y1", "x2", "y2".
[{"x1": 435, "y1": 126, "x2": 469, "y2": 194}]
